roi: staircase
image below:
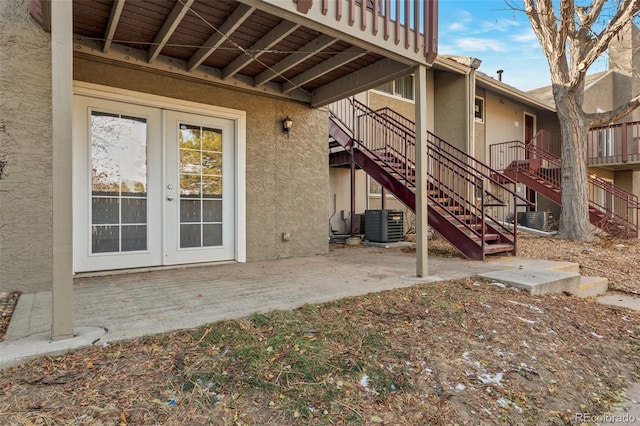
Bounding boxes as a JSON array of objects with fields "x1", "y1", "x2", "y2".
[
  {"x1": 328, "y1": 98, "x2": 531, "y2": 260},
  {"x1": 490, "y1": 135, "x2": 639, "y2": 239}
]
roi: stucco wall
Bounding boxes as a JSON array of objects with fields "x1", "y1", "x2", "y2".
[
  {"x1": 474, "y1": 88, "x2": 487, "y2": 162},
  {"x1": 484, "y1": 92, "x2": 530, "y2": 145},
  {"x1": 433, "y1": 70, "x2": 467, "y2": 151},
  {"x1": 584, "y1": 73, "x2": 615, "y2": 114},
  {"x1": 329, "y1": 168, "x2": 367, "y2": 235},
  {"x1": 74, "y1": 58, "x2": 329, "y2": 263},
  {"x1": 0, "y1": 0, "x2": 53, "y2": 293},
  {"x1": 367, "y1": 91, "x2": 416, "y2": 121}
]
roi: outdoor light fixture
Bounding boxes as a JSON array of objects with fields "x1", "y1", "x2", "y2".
[{"x1": 281, "y1": 116, "x2": 293, "y2": 138}]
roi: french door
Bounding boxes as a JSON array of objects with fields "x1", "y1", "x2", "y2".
[{"x1": 73, "y1": 95, "x2": 235, "y2": 272}]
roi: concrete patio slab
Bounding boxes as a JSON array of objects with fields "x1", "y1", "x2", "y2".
[{"x1": 0, "y1": 246, "x2": 600, "y2": 368}]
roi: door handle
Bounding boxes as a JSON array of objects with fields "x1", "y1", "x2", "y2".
[{"x1": 167, "y1": 195, "x2": 174, "y2": 201}]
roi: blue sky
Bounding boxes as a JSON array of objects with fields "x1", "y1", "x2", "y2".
[{"x1": 437, "y1": 1, "x2": 611, "y2": 91}]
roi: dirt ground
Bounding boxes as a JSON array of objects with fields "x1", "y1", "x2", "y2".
[{"x1": 0, "y1": 234, "x2": 639, "y2": 425}]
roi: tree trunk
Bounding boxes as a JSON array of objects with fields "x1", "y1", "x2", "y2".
[{"x1": 554, "y1": 86, "x2": 593, "y2": 240}]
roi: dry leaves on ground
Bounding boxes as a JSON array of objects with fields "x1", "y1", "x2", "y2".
[{"x1": 1, "y1": 234, "x2": 640, "y2": 425}]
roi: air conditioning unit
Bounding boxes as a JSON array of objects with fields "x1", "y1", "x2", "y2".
[
  {"x1": 517, "y1": 211, "x2": 550, "y2": 230},
  {"x1": 365, "y1": 209, "x2": 404, "y2": 243}
]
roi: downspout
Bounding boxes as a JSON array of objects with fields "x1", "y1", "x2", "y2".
[
  {"x1": 467, "y1": 58, "x2": 481, "y2": 158},
  {"x1": 466, "y1": 58, "x2": 481, "y2": 212}
]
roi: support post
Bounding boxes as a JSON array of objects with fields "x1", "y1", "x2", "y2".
[
  {"x1": 414, "y1": 64, "x2": 428, "y2": 277},
  {"x1": 51, "y1": 0, "x2": 74, "y2": 340},
  {"x1": 350, "y1": 150, "x2": 356, "y2": 236}
]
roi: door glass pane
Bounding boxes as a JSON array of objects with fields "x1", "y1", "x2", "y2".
[
  {"x1": 90, "y1": 111, "x2": 148, "y2": 253},
  {"x1": 178, "y1": 123, "x2": 223, "y2": 248}
]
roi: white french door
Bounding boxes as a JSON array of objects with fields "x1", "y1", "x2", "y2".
[
  {"x1": 164, "y1": 111, "x2": 235, "y2": 264},
  {"x1": 73, "y1": 95, "x2": 236, "y2": 272}
]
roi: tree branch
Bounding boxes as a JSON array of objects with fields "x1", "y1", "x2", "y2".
[
  {"x1": 587, "y1": 94, "x2": 640, "y2": 128},
  {"x1": 575, "y1": 0, "x2": 606, "y2": 29},
  {"x1": 557, "y1": 0, "x2": 574, "y2": 57},
  {"x1": 579, "y1": 0, "x2": 640, "y2": 75}
]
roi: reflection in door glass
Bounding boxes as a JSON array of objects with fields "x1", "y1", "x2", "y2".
[
  {"x1": 179, "y1": 124, "x2": 223, "y2": 248},
  {"x1": 90, "y1": 111, "x2": 148, "y2": 253}
]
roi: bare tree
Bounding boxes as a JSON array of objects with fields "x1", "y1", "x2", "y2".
[{"x1": 521, "y1": 0, "x2": 640, "y2": 240}]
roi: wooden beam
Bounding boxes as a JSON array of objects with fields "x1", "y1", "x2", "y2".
[
  {"x1": 188, "y1": 3, "x2": 255, "y2": 72},
  {"x1": 73, "y1": 36, "x2": 311, "y2": 104},
  {"x1": 281, "y1": 45, "x2": 367, "y2": 94},
  {"x1": 51, "y1": 0, "x2": 74, "y2": 340},
  {"x1": 103, "y1": 0, "x2": 125, "y2": 53},
  {"x1": 40, "y1": 0, "x2": 51, "y2": 31},
  {"x1": 29, "y1": 0, "x2": 52, "y2": 31},
  {"x1": 148, "y1": 0, "x2": 195, "y2": 63},
  {"x1": 414, "y1": 64, "x2": 428, "y2": 277},
  {"x1": 253, "y1": 33, "x2": 336, "y2": 87},
  {"x1": 310, "y1": 58, "x2": 412, "y2": 107},
  {"x1": 222, "y1": 20, "x2": 299, "y2": 80}
]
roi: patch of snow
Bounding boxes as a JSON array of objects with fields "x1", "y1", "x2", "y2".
[
  {"x1": 517, "y1": 317, "x2": 536, "y2": 324},
  {"x1": 491, "y1": 282, "x2": 506, "y2": 288},
  {"x1": 508, "y1": 300, "x2": 544, "y2": 313},
  {"x1": 478, "y1": 372, "x2": 503, "y2": 385},
  {"x1": 359, "y1": 374, "x2": 379, "y2": 395},
  {"x1": 360, "y1": 374, "x2": 369, "y2": 388},
  {"x1": 590, "y1": 331, "x2": 604, "y2": 339},
  {"x1": 455, "y1": 383, "x2": 466, "y2": 391},
  {"x1": 497, "y1": 397, "x2": 523, "y2": 413}
]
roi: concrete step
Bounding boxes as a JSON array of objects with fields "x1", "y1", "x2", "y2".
[
  {"x1": 571, "y1": 276, "x2": 608, "y2": 298},
  {"x1": 477, "y1": 269, "x2": 580, "y2": 295},
  {"x1": 542, "y1": 261, "x2": 580, "y2": 274}
]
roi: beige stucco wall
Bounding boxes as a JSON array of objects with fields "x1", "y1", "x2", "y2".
[
  {"x1": 474, "y1": 87, "x2": 487, "y2": 162},
  {"x1": 329, "y1": 168, "x2": 367, "y2": 235},
  {"x1": 484, "y1": 92, "x2": 529, "y2": 145},
  {"x1": 367, "y1": 91, "x2": 416, "y2": 121},
  {"x1": 0, "y1": 0, "x2": 54, "y2": 293},
  {"x1": 74, "y1": 58, "x2": 329, "y2": 263},
  {"x1": 584, "y1": 73, "x2": 615, "y2": 114},
  {"x1": 433, "y1": 70, "x2": 467, "y2": 151}
]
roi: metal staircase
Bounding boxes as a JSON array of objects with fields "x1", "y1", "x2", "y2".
[
  {"x1": 329, "y1": 98, "x2": 530, "y2": 260},
  {"x1": 490, "y1": 133, "x2": 639, "y2": 239}
]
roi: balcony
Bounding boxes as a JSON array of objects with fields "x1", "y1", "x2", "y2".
[
  {"x1": 30, "y1": 0, "x2": 437, "y2": 108},
  {"x1": 587, "y1": 121, "x2": 640, "y2": 170}
]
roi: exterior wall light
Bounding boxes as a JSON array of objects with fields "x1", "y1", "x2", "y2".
[{"x1": 282, "y1": 116, "x2": 293, "y2": 138}]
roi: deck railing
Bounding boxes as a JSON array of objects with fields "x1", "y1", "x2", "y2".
[
  {"x1": 587, "y1": 121, "x2": 640, "y2": 166},
  {"x1": 278, "y1": 0, "x2": 438, "y2": 63},
  {"x1": 522, "y1": 122, "x2": 640, "y2": 167}
]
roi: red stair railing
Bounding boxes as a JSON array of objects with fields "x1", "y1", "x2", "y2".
[
  {"x1": 490, "y1": 137, "x2": 639, "y2": 238},
  {"x1": 330, "y1": 97, "x2": 531, "y2": 257}
]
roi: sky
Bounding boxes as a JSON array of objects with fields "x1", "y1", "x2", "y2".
[{"x1": 437, "y1": 1, "x2": 615, "y2": 91}]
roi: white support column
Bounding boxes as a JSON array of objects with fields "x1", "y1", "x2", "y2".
[
  {"x1": 51, "y1": 0, "x2": 74, "y2": 340},
  {"x1": 414, "y1": 64, "x2": 428, "y2": 277}
]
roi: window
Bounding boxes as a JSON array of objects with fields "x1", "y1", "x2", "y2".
[
  {"x1": 474, "y1": 97, "x2": 485, "y2": 122},
  {"x1": 368, "y1": 176, "x2": 394, "y2": 197},
  {"x1": 374, "y1": 75, "x2": 414, "y2": 101}
]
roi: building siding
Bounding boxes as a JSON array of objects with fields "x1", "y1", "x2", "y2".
[
  {"x1": 433, "y1": 70, "x2": 467, "y2": 151},
  {"x1": 74, "y1": 58, "x2": 329, "y2": 265},
  {"x1": 0, "y1": 0, "x2": 54, "y2": 293}
]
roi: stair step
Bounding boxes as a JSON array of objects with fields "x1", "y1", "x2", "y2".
[
  {"x1": 456, "y1": 222, "x2": 482, "y2": 228},
  {"x1": 478, "y1": 269, "x2": 580, "y2": 295},
  {"x1": 571, "y1": 276, "x2": 608, "y2": 298},
  {"x1": 432, "y1": 197, "x2": 453, "y2": 205},
  {"x1": 469, "y1": 233, "x2": 500, "y2": 243},
  {"x1": 482, "y1": 243, "x2": 515, "y2": 255}
]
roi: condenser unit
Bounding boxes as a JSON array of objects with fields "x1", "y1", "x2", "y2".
[{"x1": 364, "y1": 209, "x2": 404, "y2": 243}]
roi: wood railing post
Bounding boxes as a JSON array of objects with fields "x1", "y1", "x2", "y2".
[{"x1": 622, "y1": 123, "x2": 628, "y2": 163}]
